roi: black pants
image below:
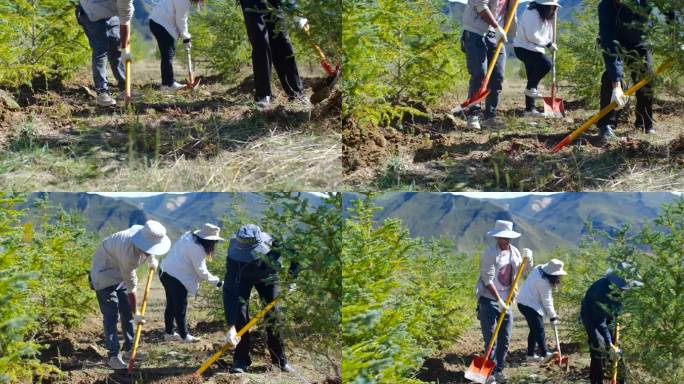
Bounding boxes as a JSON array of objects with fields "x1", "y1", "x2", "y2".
[
  {"x1": 160, "y1": 270, "x2": 189, "y2": 338},
  {"x1": 149, "y1": 19, "x2": 177, "y2": 86},
  {"x1": 514, "y1": 47, "x2": 552, "y2": 111},
  {"x1": 583, "y1": 319, "x2": 626, "y2": 384},
  {"x1": 223, "y1": 259, "x2": 286, "y2": 366},
  {"x1": 518, "y1": 303, "x2": 548, "y2": 356},
  {"x1": 239, "y1": 0, "x2": 303, "y2": 99},
  {"x1": 598, "y1": 43, "x2": 654, "y2": 131}
]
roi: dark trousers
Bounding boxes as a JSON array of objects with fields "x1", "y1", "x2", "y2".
[
  {"x1": 149, "y1": 19, "x2": 177, "y2": 86},
  {"x1": 160, "y1": 270, "x2": 189, "y2": 338},
  {"x1": 518, "y1": 303, "x2": 548, "y2": 356},
  {"x1": 239, "y1": 0, "x2": 303, "y2": 99},
  {"x1": 462, "y1": 30, "x2": 506, "y2": 119},
  {"x1": 598, "y1": 43, "x2": 654, "y2": 131},
  {"x1": 583, "y1": 319, "x2": 626, "y2": 384},
  {"x1": 514, "y1": 47, "x2": 552, "y2": 110},
  {"x1": 477, "y1": 297, "x2": 512, "y2": 374},
  {"x1": 223, "y1": 259, "x2": 287, "y2": 366},
  {"x1": 95, "y1": 282, "x2": 134, "y2": 357}
]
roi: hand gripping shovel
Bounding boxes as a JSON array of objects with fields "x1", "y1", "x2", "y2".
[
  {"x1": 551, "y1": 58, "x2": 675, "y2": 152},
  {"x1": 550, "y1": 322, "x2": 569, "y2": 371},
  {"x1": 193, "y1": 295, "x2": 283, "y2": 377},
  {"x1": 451, "y1": 0, "x2": 520, "y2": 114},
  {"x1": 127, "y1": 267, "x2": 155, "y2": 373},
  {"x1": 542, "y1": 13, "x2": 564, "y2": 118},
  {"x1": 183, "y1": 46, "x2": 201, "y2": 90},
  {"x1": 465, "y1": 257, "x2": 528, "y2": 383},
  {"x1": 610, "y1": 322, "x2": 620, "y2": 384}
]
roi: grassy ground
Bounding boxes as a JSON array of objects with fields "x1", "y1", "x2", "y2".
[
  {"x1": 343, "y1": 65, "x2": 684, "y2": 191},
  {"x1": 37, "y1": 270, "x2": 339, "y2": 384},
  {"x1": 0, "y1": 59, "x2": 341, "y2": 191}
]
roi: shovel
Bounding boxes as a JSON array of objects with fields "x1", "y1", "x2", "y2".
[
  {"x1": 127, "y1": 267, "x2": 155, "y2": 374},
  {"x1": 451, "y1": 0, "x2": 520, "y2": 115},
  {"x1": 550, "y1": 322, "x2": 569, "y2": 371},
  {"x1": 465, "y1": 257, "x2": 528, "y2": 383},
  {"x1": 610, "y1": 322, "x2": 620, "y2": 384},
  {"x1": 303, "y1": 25, "x2": 341, "y2": 104},
  {"x1": 543, "y1": 13, "x2": 564, "y2": 118},
  {"x1": 193, "y1": 295, "x2": 283, "y2": 377},
  {"x1": 124, "y1": 45, "x2": 132, "y2": 107},
  {"x1": 183, "y1": 46, "x2": 201, "y2": 90}
]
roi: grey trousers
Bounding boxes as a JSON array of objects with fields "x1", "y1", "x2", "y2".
[
  {"x1": 463, "y1": 30, "x2": 506, "y2": 119},
  {"x1": 478, "y1": 296, "x2": 513, "y2": 374},
  {"x1": 95, "y1": 282, "x2": 134, "y2": 358}
]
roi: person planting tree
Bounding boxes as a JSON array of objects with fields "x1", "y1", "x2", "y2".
[
  {"x1": 89, "y1": 220, "x2": 170, "y2": 370},
  {"x1": 238, "y1": 0, "x2": 311, "y2": 109},
  {"x1": 581, "y1": 262, "x2": 643, "y2": 384},
  {"x1": 513, "y1": 0, "x2": 560, "y2": 117},
  {"x1": 158, "y1": 223, "x2": 224, "y2": 343},
  {"x1": 475, "y1": 219, "x2": 533, "y2": 384},
  {"x1": 517, "y1": 258, "x2": 567, "y2": 362},
  {"x1": 461, "y1": 0, "x2": 516, "y2": 129},
  {"x1": 76, "y1": 0, "x2": 134, "y2": 107},
  {"x1": 149, "y1": 0, "x2": 202, "y2": 93},
  {"x1": 222, "y1": 224, "x2": 298, "y2": 374}
]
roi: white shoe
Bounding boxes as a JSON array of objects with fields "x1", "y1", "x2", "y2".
[
  {"x1": 467, "y1": 114, "x2": 481, "y2": 130},
  {"x1": 524, "y1": 109, "x2": 544, "y2": 118},
  {"x1": 181, "y1": 334, "x2": 200, "y2": 343},
  {"x1": 160, "y1": 82, "x2": 185, "y2": 94},
  {"x1": 524, "y1": 88, "x2": 542, "y2": 99},
  {"x1": 164, "y1": 332, "x2": 181, "y2": 342},
  {"x1": 96, "y1": 92, "x2": 117, "y2": 107},
  {"x1": 526, "y1": 354, "x2": 543, "y2": 362},
  {"x1": 256, "y1": 96, "x2": 271, "y2": 109},
  {"x1": 108, "y1": 355, "x2": 127, "y2": 370}
]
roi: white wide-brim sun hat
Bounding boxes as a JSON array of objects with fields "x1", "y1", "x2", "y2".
[
  {"x1": 486, "y1": 220, "x2": 521, "y2": 239},
  {"x1": 194, "y1": 223, "x2": 225, "y2": 241},
  {"x1": 132, "y1": 220, "x2": 171, "y2": 256},
  {"x1": 535, "y1": 0, "x2": 562, "y2": 6},
  {"x1": 542, "y1": 259, "x2": 568, "y2": 276}
]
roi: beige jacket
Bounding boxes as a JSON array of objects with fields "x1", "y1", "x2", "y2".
[
  {"x1": 90, "y1": 226, "x2": 149, "y2": 294},
  {"x1": 462, "y1": 0, "x2": 517, "y2": 38}
]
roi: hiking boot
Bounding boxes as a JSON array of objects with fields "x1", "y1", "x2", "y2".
[
  {"x1": 289, "y1": 93, "x2": 312, "y2": 108},
  {"x1": 180, "y1": 334, "x2": 200, "y2": 343},
  {"x1": 160, "y1": 82, "x2": 185, "y2": 94},
  {"x1": 598, "y1": 125, "x2": 617, "y2": 144},
  {"x1": 466, "y1": 114, "x2": 481, "y2": 130},
  {"x1": 230, "y1": 360, "x2": 249, "y2": 374},
  {"x1": 108, "y1": 355, "x2": 127, "y2": 370},
  {"x1": 493, "y1": 371, "x2": 507, "y2": 383},
  {"x1": 524, "y1": 108, "x2": 544, "y2": 118},
  {"x1": 524, "y1": 88, "x2": 542, "y2": 99},
  {"x1": 526, "y1": 354, "x2": 543, "y2": 362},
  {"x1": 164, "y1": 332, "x2": 181, "y2": 342},
  {"x1": 256, "y1": 96, "x2": 271, "y2": 109},
  {"x1": 96, "y1": 92, "x2": 117, "y2": 107},
  {"x1": 275, "y1": 361, "x2": 296, "y2": 373}
]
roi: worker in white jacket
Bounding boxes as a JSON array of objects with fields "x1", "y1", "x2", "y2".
[
  {"x1": 517, "y1": 258, "x2": 568, "y2": 362},
  {"x1": 149, "y1": 0, "x2": 201, "y2": 92},
  {"x1": 159, "y1": 223, "x2": 224, "y2": 343},
  {"x1": 89, "y1": 220, "x2": 170, "y2": 369},
  {"x1": 513, "y1": 0, "x2": 561, "y2": 116}
]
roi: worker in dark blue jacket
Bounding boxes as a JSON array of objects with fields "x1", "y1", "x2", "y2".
[
  {"x1": 596, "y1": 0, "x2": 654, "y2": 142},
  {"x1": 580, "y1": 263, "x2": 643, "y2": 384}
]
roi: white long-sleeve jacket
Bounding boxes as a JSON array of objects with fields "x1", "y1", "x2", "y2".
[
  {"x1": 79, "y1": 0, "x2": 134, "y2": 25},
  {"x1": 90, "y1": 225, "x2": 149, "y2": 294},
  {"x1": 160, "y1": 232, "x2": 220, "y2": 296},
  {"x1": 149, "y1": 0, "x2": 192, "y2": 41},
  {"x1": 513, "y1": 7, "x2": 554, "y2": 54},
  {"x1": 517, "y1": 266, "x2": 558, "y2": 319}
]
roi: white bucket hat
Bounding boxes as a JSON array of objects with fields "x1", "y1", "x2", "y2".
[
  {"x1": 131, "y1": 220, "x2": 171, "y2": 256},
  {"x1": 487, "y1": 220, "x2": 521, "y2": 239},
  {"x1": 535, "y1": 0, "x2": 562, "y2": 6},
  {"x1": 542, "y1": 259, "x2": 568, "y2": 276},
  {"x1": 194, "y1": 223, "x2": 225, "y2": 241}
]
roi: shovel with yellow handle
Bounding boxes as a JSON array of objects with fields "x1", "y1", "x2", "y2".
[
  {"x1": 610, "y1": 322, "x2": 620, "y2": 384},
  {"x1": 465, "y1": 256, "x2": 528, "y2": 383},
  {"x1": 193, "y1": 295, "x2": 283, "y2": 377},
  {"x1": 126, "y1": 267, "x2": 155, "y2": 374}
]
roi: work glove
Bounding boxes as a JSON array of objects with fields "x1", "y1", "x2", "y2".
[
  {"x1": 224, "y1": 325, "x2": 241, "y2": 348},
  {"x1": 611, "y1": 84, "x2": 629, "y2": 110},
  {"x1": 293, "y1": 16, "x2": 309, "y2": 30},
  {"x1": 121, "y1": 51, "x2": 133, "y2": 64},
  {"x1": 522, "y1": 248, "x2": 534, "y2": 267},
  {"x1": 216, "y1": 280, "x2": 224, "y2": 289},
  {"x1": 133, "y1": 313, "x2": 146, "y2": 326},
  {"x1": 288, "y1": 283, "x2": 297, "y2": 293},
  {"x1": 550, "y1": 317, "x2": 558, "y2": 325},
  {"x1": 547, "y1": 43, "x2": 558, "y2": 53},
  {"x1": 148, "y1": 256, "x2": 159, "y2": 271},
  {"x1": 495, "y1": 25, "x2": 508, "y2": 44},
  {"x1": 609, "y1": 344, "x2": 621, "y2": 360},
  {"x1": 497, "y1": 297, "x2": 509, "y2": 313},
  {"x1": 183, "y1": 38, "x2": 192, "y2": 51}
]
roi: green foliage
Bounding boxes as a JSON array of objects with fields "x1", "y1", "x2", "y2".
[
  {"x1": 342, "y1": 0, "x2": 466, "y2": 126},
  {"x1": 342, "y1": 196, "x2": 476, "y2": 383},
  {"x1": 0, "y1": 0, "x2": 88, "y2": 88}
]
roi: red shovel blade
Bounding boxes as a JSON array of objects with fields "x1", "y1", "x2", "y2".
[
  {"x1": 464, "y1": 355, "x2": 495, "y2": 383},
  {"x1": 452, "y1": 87, "x2": 490, "y2": 114},
  {"x1": 183, "y1": 77, "x2": 201, "y2": 90},
  {"x1": 543, "y1": 96, "x2": 565, "y2": 117}
]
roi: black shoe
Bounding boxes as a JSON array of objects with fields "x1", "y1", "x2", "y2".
[
  {"x1": 598, "y1": 125, "x2": 617, "y2": 143},
  {"x1": 230, "y1": 360, "x2": 248, "y2": 374}
]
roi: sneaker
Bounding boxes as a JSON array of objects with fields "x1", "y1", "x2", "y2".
[
  {"x1": 485, "y1": 376, "x2": 497, "y2": 384},
  {"x1": 493, "y1": 371, "x2": 507, "y2": 383},
  {"x1": 645, "y1": 126, "x2": 656, "y2": 134},
  {"x1": 482, "y1": 116, "x2": 505, "y2": 129},
  {"x1": 160, "y1": 82, "x2": 185, "y2": 94},
  {"x1": 598, "y1": 125, "x2": 617, "y2": 144},
  {"x1": 180, "y1": 334, "x2": 200, "y2": 343},
  {"x1": 524, "y1": 88, "x2": 542, "y2": 99},
  {"x1": 164, "y1": 332, "x2": 181, "y2": 342},
  {"x1": 108, "y1": 355, "x2": 127, "y2": 370},
  {"x1": 230, "y1": 360, "x2": 248, "y2": 374},
  {"x1": 467, "y1": 114, "x2": 481, "y2": 130},
  {"x1": 543, "y1": 351, "x2": 556, "y2": 362},
  {"x1": 276, "y1": 362, "x2": 296, "y2": 373},
  {"x1": 122, "y1": 350, "x2": 147, "y2": 361},
  {"x1": 526, "y1": 354, "x2": 543, "y2": 362},
  {"x1": 96, "y1": 92, "x2": 117, "y2": 107},
  {"x1": 256, "y1": 96, "x2": 271, "y2": 109},
  {"x1": 289, "y1": 94, "x2": 312, "y2": 108},
  {"x1": 524, "y1": 108, "x2": 544, "y2": 118},
  {"x1": 116, "y1": 89, "x2": 139, "y2": 101}
]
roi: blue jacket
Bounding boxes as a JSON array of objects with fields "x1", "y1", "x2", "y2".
[
  {"x1": 598, "y1": 0, "x2": 650, "y2": 83},
  {"x1": 580, "y1": 276, "x2": 623, "y2": 345}
]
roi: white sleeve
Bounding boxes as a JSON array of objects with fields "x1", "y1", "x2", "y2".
[
  {"x1": 539, "y1": 280, "x2": 557, "y2": 319},
  {"x1": 523, "y1": 11, "x2": 546, "y2": 47},
  {"x1": 190, "y1": 248, "x2": 219, "y2": 285},
  {"x1": 118, "y1": 0, "x2": 134, "y2": 25},
  {"x1": 176, "y1": 0, "x2": 192, "y2": 41}
]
